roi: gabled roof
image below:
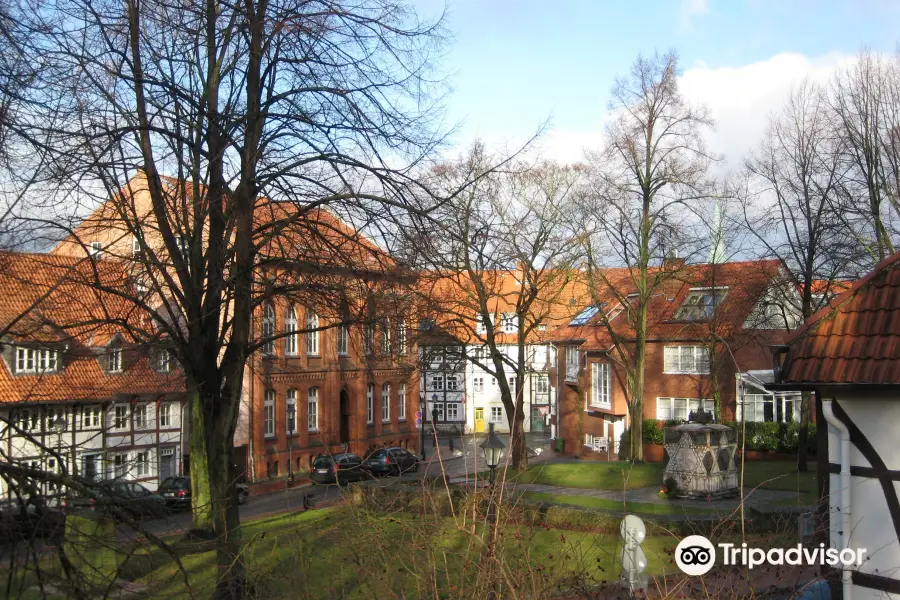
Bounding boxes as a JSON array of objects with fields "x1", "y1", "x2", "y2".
[
  {"x1": 0, "y1": 252, "x2": 183, "y2": 403},
  {"x1": 550, "y1": 259, "x2": 783, "y2": 350},
  {"x1": 779, "y1": 252, "x2": 900, "y2": 386}
]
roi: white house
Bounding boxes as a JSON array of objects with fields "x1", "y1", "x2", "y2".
[{"x1": 772, "y1": 253, "x2": 900, "y2": 600}]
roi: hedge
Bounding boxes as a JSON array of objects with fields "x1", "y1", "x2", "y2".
[{"x1": 641, "y1": 419, "x2": 817, "y2": 454}]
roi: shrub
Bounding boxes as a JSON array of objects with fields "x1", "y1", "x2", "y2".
[
  {"x1": 641, "y1": 419, "x2": 684, "y2": 444},
  {"x1": 719, "y1": 421, "x2": 818, "y2": 454}
]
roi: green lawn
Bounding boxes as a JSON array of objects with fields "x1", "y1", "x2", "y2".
[
  {"x1": 516, "y1": 491, "x2": 717, "y2": 515},
  {"x1": 506, "y1": 460, "x2": 820, "y2": 503},
  {"x1": 118, "y1": 507, "x2": 680, "y2": 599}
]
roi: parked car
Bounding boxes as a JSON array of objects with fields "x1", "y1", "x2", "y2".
[
  {"x1": 64, "y1": 481, "x2": 167, "y2": 520},
  {"x1": 364, "y1": 447, "x2": 418, "y2": 477},
  {"x1": 158, "y1": 476, "x2": 249, "y2": 510},
  {"x1": 310, "y1": 453, "x2": 369, "y2": 485}
]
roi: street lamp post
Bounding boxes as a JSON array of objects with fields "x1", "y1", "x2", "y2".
[
  {"x1": 419, "y1": 393, "x2": 426, "y2": 461},
  {"x1": 431, "y1": 395, "x2": 439, "y2": 448},
  {"x1": 480, "y1": 423, "x2": 505, "y2": 600}
]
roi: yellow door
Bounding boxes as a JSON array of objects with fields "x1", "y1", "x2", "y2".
[{"x1": 474, "y1": 408, "x2": 485, "y2": 433}]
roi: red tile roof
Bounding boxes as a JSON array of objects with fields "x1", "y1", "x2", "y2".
[
  {"x1": 550, "y1": 259, "x2": 784, "y2": 350},
  {"x1": 780, "y1": 252, "x2": 900, "y2": 385},
  {"x1": 0, "y1": 252, "x2": 184, "y2": 403}
]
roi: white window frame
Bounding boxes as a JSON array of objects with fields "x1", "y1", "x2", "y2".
[
  {"x1": 131, "y1": 235, "x2": 140, "y2": 257},
  {"x1": 159, "y1": 403, "x2": 171, "y2": 428},
  {"x1": 306, "y1": 310, "x2": 319, "y2": 356},
  {"x1": 365, "y1": 323, "x2": 375, "y2": 355},
  {"x1": 397, "y1": 320, "x2": 407, "y2": 355},
  {"x1": 590, "y1": 363, "x2": 611, "y2": 409},
  {"x1": 285, "y1": 306, "x2": 298, "y2": 355},
  {"x1": 655, "y1": 397, "x2": 709, "y2": 421},
  {"x1": 82, "y1": 406, "x2": 102, "y2": 429},
  {"x1": 136, "y1": 451, "x2": 150, "y2": 477},
  {"x1": 398, "y1": 383, "x2": 406, "y2": 420},
  {"x1": 381, "y1": 383, "x2": 391, "y2": 422},
  {"x1": 337, "y1": 325, "x2": 349, "y2": 356},
  {"x1": 367, "y1": 383, "x2": 374, "y2": 424},
  {"x1": 16, "y1": 347, "x2": 59, "y2": 374},
  {"x1": 264, "y1": 390, "x2": 275, "y2": 438},
  {"x1": 380, "y1": 320, "x2": 391, "y2": 355},
  {"x1": 476, "y1": 314, "x2": 495, "y2": 335},
  {"x1": 490, "y1": 406, "x2": 503, "y2": 423},
  {"x1": 90, "y1": 241, "x2": 102, "y2": 257},
  {"x1": 501, "y1": 312, "x2": 517, "y2": 334},
  {"x1": 113, "y1": 405, "x2": 128, "y2": 430},
  {"x1": 536, "y1": 375, "x2": 549, "y2": 394},
  {"x1": 737, "y1": 392, "x2": 801, "y2": 423},
  {"x1": 112, "y1": 453, "x2": 128, "y2": 479},
  {"x1": 446, "y1": 403, "x2": 460, "y2": 421},
  {"x1": 286, "y1": 389, "x2": 297, "y2": 434},
  {"x1": 262, "y1": 304, "x2": 275, "y2": 355},
  {"x1": 473, "y1": 377, "x2": 484, "y2": 393},
  {"x1": 157, "y1": 348, "x2": 170, "y2": 372},
  {"x1": 108, "y1": 346, "x2": 122, "y2": 373},
  {"x1": 675, "y1": 287, "x2": 728, "y2": 321},
  {"x1": 430, "y1": 374, "x2": 444, "y2": 391},
  {"x1": 446, "y1": 374, "x2": 459, "y2": 391},
  {"x1": 663, "y1": 345, "x2": 711, "y2": 374},
  {"x1": 307, "y1": 387, "x2": 319, "y2": 431},
  {"x1": 134, "y1": 403, "x2": 148, "y2": 429}
]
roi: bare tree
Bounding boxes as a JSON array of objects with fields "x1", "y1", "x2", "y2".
[
  {"x1": 14, "y1": 0, "x2": 451, "y2": 596},
  {"x1": 579, "y1": 50, "x2": 716, "y2": 461},
  {"x1": 412, "y1": 146, "x2": 581, "y2": 470},
  {"x1": 737, "y1": 79, "x2": 860, "y2": 471}
]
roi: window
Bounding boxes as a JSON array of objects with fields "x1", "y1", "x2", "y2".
[
  {"x1": 446, "y1": 374, "x2": 459, "y2": 391},
  {"x1": 434, "y1": 403, "x2": 444, "y2": 421},
  {"x1": 159, "y1": 447, "x2": 176, "y2": 479},
  {"x1": 663, "y1": 346, "x2": 711, "y2": 374},
  {"x1": 107, "y1": 345, "x2": 122, "y2": 373},
  {"x1": 159, "y1": 403, "x2": 171, "y2": 428},
  {"x1": 337, "y1": 326, "x2": 349, "y2": 356},
  {"x1": 397, "y1": 320, "x2": 407, "y2": 355},
  {"x1": 476, "y1": 314, "x2": 494, "y2": 335},
  {"x1": 157, "y1": 348, "x2": 171, "y2": 373},
  {"x1": 131, "y1": 235, "x2": 141, "y2": 257},
  {"x1": 178, "y1": 235, "x2": 190, "y2": 260},
  {"x1": 381, "y1": 383, "x2": 390, "y2": 422},
  {"x1": 45, "y1": 408, "x2": 66, "y2": 432},
  {"x1": 264, "y1": 390, "x2": 275, "y2": 437},
  {"x1": 565, "y1": 346, "x2": 580, "y2": 381},
  {"x1": 533, "y1": 346, "x2": 548, "y2": 366},
  {"x1": 285, "y1": 306, "x2": 298, "y2": 355},
  {"x1": 113, "y1": 405, "x2": 128, "y2": 430},
  {"x1": 16, "y1": 409, "x2": 38, "y2": 432},
  {"x1": 380, "y1": 320, "x2": 391, "y2": 354},
  {"x1": 656, "y1": 397, "x2": 709, "y2": 421},
  {"x1": 473, "y1": 377, "x2": 484, "y2": 392},
  {"x1": 590, "y1": 363, "x2": 611, "y2": 408},
  {"x1": 134, "y1": 404, "x2": 148, "y2": 429},
  {"x1": 491, "y1": 377, "x2": 497, "y2": 387},
  {"x1": 675, "y1": 287, "x2": 728, "y2": 321},
  {"x1": 262, "y1": 304, "x2": 275, "y2": 355},
  {"x1": 365, "y1": 324, "x2": 375, "y2": 355},
  {"x1": 306, "y1": 310, "x2": 319, "y2": 355},
  {"x1": 307, "y1": 387, "x2": 318, "y2": 431},
  {"x1": 398, "y1": 384, "x2": 406, "y2": 420},
  {"x1": 82, "y1": 406, "x2": 102, "y2": 429},
  {"x1": 537, "y1": 324, "x2": 547, "y2": 332},
  {"x1": 90, "y1": 241, "x2": 102, "y2": 258},
  {"x1": 490, "y1": 406, "x2": 503, "y2": 423},
  {"x1": 136, "y1": 451, "x2": 149, "y2": 477},
  {"x1": 569, "y1": 305, "x2": 600, "y2": 326},
  {"x1": 430, "y1": 374, "x2": 444, "y2": 391},
  {"x1": 738, "y1": 393, "x2": 800, "y2": 423},
  {"x1": 113, "y1": 453, "x2": 127, "y2": 479},
  {"x1": 508, "y1": 376, "x2": 516, "y2": 395},
  {"x1": 446, "y1": 403, "x2": 460, "y2": 421},
  {"x1": 501, "y1": 312, "x2": 517, "y2": 334},
  {"x1": 16, "y1": 347, "x2": 58, "y2": 373},
  {"x1": 472, "y1": 346, "x2": 487, "y2": 361},
  {"x1": 286, "y1": 389, "x2": 297, "y2": 434},
  {"x1": 367, "y1": 384, "x2": 374, "y2": 424},
  {"x1": 418, "y1": 318, "x2": 434, "y2": 331},
  {"x1": 536, "y1": 375, "x2": 549, "y2": 395}
]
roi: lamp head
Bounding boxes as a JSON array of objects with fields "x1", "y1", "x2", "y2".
[{"x1": 480, "y1": 422, "x2": 505, "y2": 468}]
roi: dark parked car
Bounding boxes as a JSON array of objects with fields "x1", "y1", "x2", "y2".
[
  {"x1": 310, "y1": 453, "x2": 369, "y2": 485},
  {"x1": 365, "y1": 447, "x2": 418, "y2": 477},
  {"x1": 158, "y1": 476, "x2": 249, "y2": 510},
  {"x1": 64, "y1": 481, "x2": 167, "y2": 520}
]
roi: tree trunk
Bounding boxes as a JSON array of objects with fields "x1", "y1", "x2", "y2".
[
  {"x1": 210, "y1": 434, "x2": 245, "y2": 600},
  {"x1": 797, "y1": 390, "x2": 810, "y2": 473},
  {"x1": 507, "y1": 403, "x2": 528, "y2": 470},
  {"x1": 188, "y1": 388, "x2": 213, "y2": 533}
]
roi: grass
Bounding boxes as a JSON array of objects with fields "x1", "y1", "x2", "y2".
[
  {"x1": 117, "y1": 506, "x2": 682, "y2": 599},
  {"x1": 516, "y1": 491, "x2": 717, "y2": 515}
]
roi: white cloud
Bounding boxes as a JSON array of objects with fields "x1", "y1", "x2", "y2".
[
  {"x1": 679, "y1": 0, "x2": 710, "y2": 29},
  {"x1": 679, "y1": 51, "x2": 856, "y2": 169}
]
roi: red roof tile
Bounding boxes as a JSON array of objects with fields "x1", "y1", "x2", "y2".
[{"x1": 781, "y1": 252, "x2": 900, "y2": 385}]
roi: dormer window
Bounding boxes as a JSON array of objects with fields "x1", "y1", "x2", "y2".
[
  {"x1": 15, "y1": 347, "x2": 59, "y2": 374},
  {"x1": 90, "y1": 241, "x2": 102, "y2": 258},
  {"x1": 131, "y1": 235, "x2": 141, "y2": 258},
  {"x1": 107, "y1": 345, "x2": 122, "y2": 373},
  {"x1": 675, "y1": 287, "x2": 728, "y2": 321},
  {"x1": 501, "y1": 313, "x2": 518, "y2": 334},
  {"x1": 569, "y1": 306, "x2": 600, "y2": 326},
  {"x1": 157, "y1": 348, "x2": 170, "y2": 372}
]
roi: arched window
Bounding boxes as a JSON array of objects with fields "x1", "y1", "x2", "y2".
[
  {"x1": 398, "y1": 383, "x2": 406, "y2": 420},
  {"x1": 366, "y1": 383, "x2": 374, "y2": 424},
  {"x1": 262, "y1": 303, "x2": 275, "y2": 355},
  {"x1": 381, "y1": 382, "x2": 391, "y2": 422},
  {"x1": 308, "y1": 387, "x2": 319, "y2": 431},
  {"x1": 306, "y1": 310, "x2": 319, "y2": 355},
  {"x1": 285, "y1": 305, "x2": 298, "y2": 355}
]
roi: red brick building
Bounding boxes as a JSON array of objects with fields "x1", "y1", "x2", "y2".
[{"x1": 549, "y1": 260, "x2": 803, "y2": 458}]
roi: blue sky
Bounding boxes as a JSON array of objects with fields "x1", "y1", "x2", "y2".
[{"x1": 423, "y1": 0, "x2": 900, "y2": 163}]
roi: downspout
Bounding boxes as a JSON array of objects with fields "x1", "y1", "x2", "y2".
[{"x1": 821, "y1": 399, "x2": 852, "y2": 600}]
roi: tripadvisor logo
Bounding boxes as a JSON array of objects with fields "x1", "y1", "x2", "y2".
[{"x1": 675, "y1": 535, "x2": 867, "y2": 576}]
